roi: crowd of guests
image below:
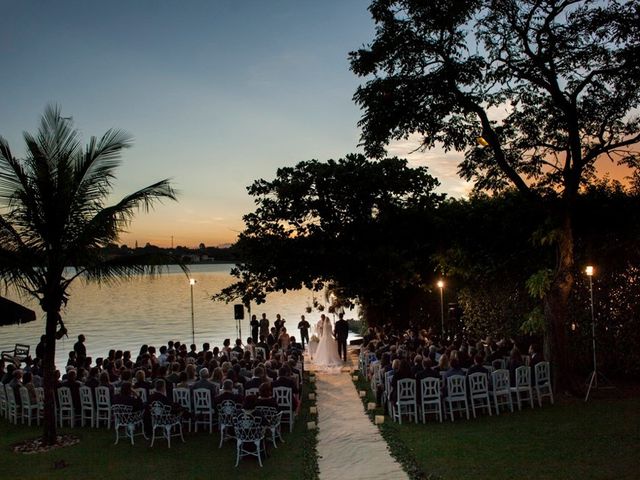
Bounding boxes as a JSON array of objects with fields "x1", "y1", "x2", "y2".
[
  {"x1": 1, "y1": 313, "x2": 306, "y2": 425},
  {"x1": 358, "y1": 324, "x2": 545, "y2": 407}
]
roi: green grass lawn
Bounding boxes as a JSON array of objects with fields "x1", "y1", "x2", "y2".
[
  {"x1": 0, "y1": 381, "x2": 318, "y2": 480},
  {"x1": 353, "y1": 374, "x2": 640, "y2": 480}
]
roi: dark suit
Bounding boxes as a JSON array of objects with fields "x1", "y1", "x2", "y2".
[
  {"x1": 191, "y1": 378, "x2": 219, "y2": 399},
  {"x1": 334, "y1": 319, "x2": 349, "y2": 361},
  {"x1": 214, "y1": 391, "x2": 244, "y2": 409}
]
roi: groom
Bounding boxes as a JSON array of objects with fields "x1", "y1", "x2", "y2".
[{"x1": 334, "y1": 312, "x2": 349, "y2": 362}]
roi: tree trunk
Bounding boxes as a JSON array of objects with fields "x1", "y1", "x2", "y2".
[
  {"x1": 42, "y1": 307, "x2": 59, "y2": 445},
  {"x1": 543, "y1": 209, "x2": 578, "y2": 394}
]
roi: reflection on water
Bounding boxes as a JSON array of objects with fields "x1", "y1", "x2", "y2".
[{"x1": 0, "y1": 264, "x2": 328, "y2": 369}]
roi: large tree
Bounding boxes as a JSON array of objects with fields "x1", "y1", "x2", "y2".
[
  {"x1": 0, "y1": 106, "x2": 181, "y2": 444},
  {"x1": 217, "y1": 154, "x2": 443, "y2": 323},
  {"x1": 350, "y1": 0, "x2": 640, "y2": 390}
]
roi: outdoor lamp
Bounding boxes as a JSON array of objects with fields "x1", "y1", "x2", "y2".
[{"x1": 585, "y1": 265, "x2": 594, "y2": 276}]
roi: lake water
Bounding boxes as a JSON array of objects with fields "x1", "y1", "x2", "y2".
[{"x1": 0, "y1": 264, "x2": 339, "y2": 369}]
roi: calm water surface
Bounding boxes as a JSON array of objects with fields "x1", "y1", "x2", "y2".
[{"x1": 1, "y1": 264, "x2": 330, "y2": 369}]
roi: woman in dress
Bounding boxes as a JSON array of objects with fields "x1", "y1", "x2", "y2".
[{"x1": 313, "y1": 315, "x2": 343, "y2": 368}]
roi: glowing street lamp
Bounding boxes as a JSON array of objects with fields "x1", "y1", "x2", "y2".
[
  {"x1": 437, "y1": 280, "x2": 445, "y2": 336},
  {"x1": 585, "y1": 265, "x2": 597, "y2": 401},
  {"x1": 190, "y1": 278, "x2": 196, "y2": 345}
]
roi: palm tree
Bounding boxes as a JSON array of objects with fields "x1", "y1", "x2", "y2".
[{"x1": 0, "y1": 106, "x2": 182, "y2": 444}]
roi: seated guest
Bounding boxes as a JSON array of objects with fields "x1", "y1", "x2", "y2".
[
  {"x1": 411, "y1": 354, "x2": 424, "y2": 377},
  {"x1": 467, "y1": 354, "x2": 490, "y2": 377},
  {"x1": 390, "y1": 359, "x2": 413, "y2": 404},
  {"x1": 22, "y1": 371, "x2": 38, "y2": 403},
  {"x1": 271, "y1": 365, "x2": 299, "y2": 412},
  {"x1": 8, "y1": 369, "x2": 23, "y2": 405},
  {"x1": 214, "y1": 379, "x2": 244, "y2": 408},
  {"x1": 113, "y1": 381, "x2": 144, "y2": 411},
  {"x1": 99, "y1": 371, "x2": 115, "y2": 399},
  {"x1": 134, "y1": 369, "x2": 153, "y2": 394},
  {"x1": 443, "y1": 358, "x2": 465, "y2": 396},
  {"x1": 255, "y1": 382, "x2": 278, "y2": 410},
  {"x1": 61, "y1": 369, "x2": 82, "y2": 414},
  {"x1": 190, "y1": 367, "x2": 219, "y2": 399},
  {"x1": 245, "y1": 366, "x2": 269, "y2": 391},
  {"x1": 256, "y1": 336, "x2": 270, "y2": 360},
  {"x1": 176, "y1": 371, "x2": 190, "y2": 389},
  {"x1": 508, "y1": 347, "x2": 524, "y2": 385}
]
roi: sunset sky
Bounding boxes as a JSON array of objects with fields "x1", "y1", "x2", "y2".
[{"x1": 1, "y1": 1, "x2": 631, "y2": 248}]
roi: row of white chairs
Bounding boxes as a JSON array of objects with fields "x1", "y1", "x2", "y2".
[
  {"x1": 382, "y1": 363, "x2": 554, "y2": 423},
  {"x1": 0, "y1": 384, "x2": 44, "y2": 425}
]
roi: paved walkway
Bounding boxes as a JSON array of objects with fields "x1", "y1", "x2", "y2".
[{"x1": 310, "y1": 355, "x2": 409, "y2": 480}]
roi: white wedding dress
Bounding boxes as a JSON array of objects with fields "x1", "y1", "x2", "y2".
[{"x1": 313, "y1": 318, "x2": 343, "y2": 370}]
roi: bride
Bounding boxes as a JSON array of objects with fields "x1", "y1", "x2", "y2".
[{"x1": 313, "y1": 314, "x2": 343, "y2": 368}]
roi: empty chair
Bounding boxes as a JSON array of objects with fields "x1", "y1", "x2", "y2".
[
  {"x1": 172, "y1": 387, "x2": 192, "y2": 432},
  {"x1": 218, "y1": 400, "x2": 239, "y2": 448},
  {"x1": 534, "y1": 362, "x2": 554, "y2": 406},
  {"x1": 273, "y1": 386, "x2": 294, "y2": 432},
  {"x1": 149, "y1": 401, "x2": 184, "y2": 448},
  {"x1": 95, "y1": 386, "x2": 112, "y2": 427},
  {"x1": 370, "y1": 362, "x2": 382, "y2": 392},
  {"x1": 5, "y1": 385, "x2": 20, "y2": 424},
  {"x1": 112, "y1": 404, "x2": 147, "y2": 445},
  {"x1": 234, "y1": 412, "x2": 266, "y2": 467},
  {"x1": 444, "y1": 375, "x2": 469, "y2": 421},
  {"x1": 255, "y1": 406, "x2": 283, "y2": 448},
  {"x1": 511, "y1": 365, "x2": 534, "y2": 410},
  {"x1": 392, "y1": 378, "x2": 418, "y2": 424},
  {"x1": 491, "y1": 369, "x2": 514, "y2": 414},
  {"x1": 57, "y1": 386, "x2": 75, "y2": 427},
  {"x1": 19, "y1": 386, "x2": 40, "y2": 426},
  {"x1": 419, "y1": 377, "x2": 443, "y2": 423},
  {"x1": 467, "y1": 372, "x2": 492, "y2": 418},
  {"x1": 79, "y1": 386, "x2": 95, "y2": 428},
  {"x1": 192, "y1": 388, "x2": 214, "y2": 433}
]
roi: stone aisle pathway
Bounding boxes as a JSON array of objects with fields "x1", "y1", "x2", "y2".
[{"x1": 311, "y1": 363, "x2": 409, "y2": 480}]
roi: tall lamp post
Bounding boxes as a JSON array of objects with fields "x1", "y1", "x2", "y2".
[
  {"x1": 190, "y1": 278, "x2": 196, "y2": 345},
  {"x1": 585, "y1": 266, "x2": 597, "y2": 401},
  {"x1": 437, "y1": 280, "x2": 444, "y2": 337}
]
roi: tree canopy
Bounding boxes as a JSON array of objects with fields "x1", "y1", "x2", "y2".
[
  {"x1": 350, "y1": 0, "x2": 640, "y2": 391},
  {"x1": 217, "y1": 154, "x2": 444, "y2": 320}
]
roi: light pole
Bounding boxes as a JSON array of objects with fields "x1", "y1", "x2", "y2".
[
  {"x1": 190, "y1": 278, "x2": 196, "y2": 345},
  {"x1": 437, "y1": 280, "x2": 444, "y2": 337},
  {"x1": 585, "y1": 266, "x2": 597, "y2": 401}
]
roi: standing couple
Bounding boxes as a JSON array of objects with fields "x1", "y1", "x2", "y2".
[{"x1": 313, "y1": 313, "x2": 349, "y2": 368}]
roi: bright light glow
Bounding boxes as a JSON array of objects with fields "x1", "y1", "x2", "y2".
[
  {"x1": 437, "y1": 280, "x2": 444, "y2": 289},
  {"x1": 476, "y1": 136, "x2": 490, "y2": 147},
  {"x1": 585, "y1": 266, "x2": 594, "y2": 276},
  {"x1": 189, "y1": 278, "x2": 196, "y2": 285}
]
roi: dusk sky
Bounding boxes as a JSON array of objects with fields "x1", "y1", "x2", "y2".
[{"x1": 1, "y1": 1, "x2": 628, "y2": 247}]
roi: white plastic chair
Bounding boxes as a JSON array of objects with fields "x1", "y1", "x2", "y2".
[
  {"x1": 255, "y1": 406, "x2": 284, "y2": 448},
  {"x1": 444, "y1": 375, "x2": 469, "y2": 421},
  {"x1": 392, "y1": 378, "x2": 418, "y2": 424},
  {"x1": 172, "y1": 387, "x2": 192, "y2": 432},
  {"x1": 234, "y1": 412, "x2": 266, "y2": 467},
  {"x1": 383, "y1": 370, "x2": 394, "y2": 415},
  {"x1": 491, "y1": 369, "x2": 513, "y2": 414},
  {"x1": 192, "y1": 388, "x2": 214, "y2": 433},
  {"x1": 79, "y1": 386, "x2": 95, "y2": 428},
  {"x1": 0, "y1": 384, "x2": 7, "y2": 418},
  {"x1": 35, "y1": 387, "x2": 44, "y2": 422},
  {"x1": 467, "y1": 372, "x2": 492, "y2": 418},
  {"x1": 511, "y1": 365, "x2": 534, "y2": 410},
  {"x1": 95, "y1": 386, "x2": 112, "y2": 427},
  {"x1": 112, "y1": 404, "x2": 147, "y2": 445},
  {"x1": 5, "y1": 385, "x2": 20, "y2": 424},
  {"x1": 57, "y1": 386, "x2": 75, "y2": 427},
  {"x1": 534, "y1": 362, "x2": 554, "y2": 406},
  {"x1": 218, "y1": 400, "x2": 239, "y2": 448},
  {"x1": 19, "y1": 387, "x2": 40, "y2": 426},
  {"x1": 419, "y1": 376, "x2": 442, "y2": 423},
  {"x1": 150, "y1": 401, "x2": 184, "y2": 448},
  {"x1": 273, "y1": 386, "x2": 294, "y2": 432}
]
